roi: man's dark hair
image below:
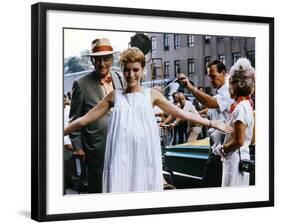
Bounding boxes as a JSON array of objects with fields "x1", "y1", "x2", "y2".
[{"x1": 208, "y1": 60, "x2": 226, "y2": 74}]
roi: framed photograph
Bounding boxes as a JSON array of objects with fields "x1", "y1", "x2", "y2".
[{"x1": 31, "y1": 2, "x2": 274, "y2": 222}]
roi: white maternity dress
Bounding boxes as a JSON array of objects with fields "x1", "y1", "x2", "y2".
[{"x1": 102, "y1": 88, "x2": 163, "y2": 193}]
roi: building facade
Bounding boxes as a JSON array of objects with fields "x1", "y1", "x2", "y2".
[{"x1": 146, "y1": 33, "x2": 255, "y2": 94}]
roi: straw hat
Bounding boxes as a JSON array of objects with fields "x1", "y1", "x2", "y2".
[{"x1": 86, "y1": 38, "x2": 116, "y2": 56}]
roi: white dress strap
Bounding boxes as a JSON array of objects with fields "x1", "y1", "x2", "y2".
[
  {"x1": 114, "y1": 89, "x2": 123, "y2": 106},
  {"x1": 144, "y1": 88, "x2": 151, "y2": 103}
]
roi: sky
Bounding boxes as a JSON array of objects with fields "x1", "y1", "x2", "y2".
[{"x1": 64, "y1": 29, "x2": 136, "y2": 58}]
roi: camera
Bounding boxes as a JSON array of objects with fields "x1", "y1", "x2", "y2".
[{"x1": 239, "y1": 159, "x2": 255, "y2": 173}]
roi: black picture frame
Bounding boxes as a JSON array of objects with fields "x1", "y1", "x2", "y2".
[{"x1": 31, "y1": 2, "x2": 274, "y2": 222}]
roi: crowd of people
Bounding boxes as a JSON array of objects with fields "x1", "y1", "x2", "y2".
[{"x1": 63, "y1": 37, "x2": 255, "y2": 194}]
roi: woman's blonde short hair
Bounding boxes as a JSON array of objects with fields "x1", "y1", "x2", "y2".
[
  {"x1": 120, "y1": 47, "x2": 145, "y2": 69},
  {"x1": 229, "y1": 58, "x2": 255, "y2": 97}
]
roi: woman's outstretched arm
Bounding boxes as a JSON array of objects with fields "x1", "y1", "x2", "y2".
[
  {"x1": 64, "y1": 90, "x2": 115, "y2": 136},
  {"x1": 151, "y1": 89, "x2": 233, "y2": 134}
]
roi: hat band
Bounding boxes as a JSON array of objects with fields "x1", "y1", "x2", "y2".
[{"x1": 93, "y1": 45, "x2": 113, "y2": 53}]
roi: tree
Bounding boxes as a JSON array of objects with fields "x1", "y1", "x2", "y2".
[
  {"x1": 64, "y1": 56, "x2": 85, "y2": 74},
  {"x1": 64, "y1": 49, "x2": 93, "y2": 75},
  {"x1": 79, "y1": 50, "x2": 92, "y2": 70}
]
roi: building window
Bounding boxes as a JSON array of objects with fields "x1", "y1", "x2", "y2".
[
  {"x1": 163, "y1": 34, "x2": 170, "y2": 51},
  {"x1": 247, "y1": 50, "x2": 255, "y2": 68},
  {"x1": 164, "y1": 61, "x2": 170, "y2": 78},
  {"x1": 188, "y1": 58, "x2": 195, "y2": 76},
  {"x1": 204, "y1": 56, "x2": 211, "y2": 75},
  {"x1": 231, "y1": 36, "x2": 239, "y2": 40},
  {"x1": 205, "y1": 35, "x2": 211, "y2": 44},
  {"x1": 151, "y1": 37, "x2": 156, "y2": 53},
  {"x1": 217, "y1": 36, "x2": 224, "y2": 42},
  {"x1": 232, "y1": 52, "x2": 241, "y2": 63},
  {"x1": 218, "y1": 54, "x2": 226, "y2": 64},
  {"x1": 187, "y1": 35, "x2": 195, "y2": 47},
  {"x1": 151, "y1": 62, "x2": 157, "y2": 80},
  {"x1": 174, "y1": 34, "x2": 180, "y2": 49},
  {"x1": 174, "y1": 60, "x2": 181, "y2": 76}
]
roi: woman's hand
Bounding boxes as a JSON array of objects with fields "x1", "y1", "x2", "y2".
[
  {"x1": 211, "y1": 120, "x2": 233, "y2": 134},
  {"x1": 212, "y1": 144, "x2": 227, "y2": 157}
]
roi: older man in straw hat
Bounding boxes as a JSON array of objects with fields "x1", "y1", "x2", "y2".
[{"x1": 69, "y1": 38, "x2": 124, "y2": 193}]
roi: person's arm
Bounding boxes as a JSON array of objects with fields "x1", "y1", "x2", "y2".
[
  {"x1": 65, "y1": 91, "x2": 114, "y2": 136},
  {"x1": 251, "y1": 111, "x2": 255, "y2": 145},
  {"x1": 64, "y1": 144, "x2": 74, "y2": 152},
  {"x1": 223, "y1": 121, "x2": 246, "y2": 153},
  {"x1": 162, "y1": 114, "x2": 174, "y2": 125},
  {"x1": 161, "y1": 103, "x2": 183, "y2": 127},
  {"x1": 172, "y1": 102, "x2": 201, "y2": 127},
  {"x1": 199, "y1": 107, "x2": 208, "y2": 115},
  {"x1": 151, "y1": 89, "x2": 233, "y2": 134},
  {"x1": 169, "y1": 118, "x2": 182, "y2": 128},
  {"x1": 160, "y1": 115, "x2": 181, "y2": 130},
  {"x1": 177, "y1": 73, "x2": 219, "y2": 108},
  {"x1": 68, "y1": 81, "x2": 84, "y2": 151}
]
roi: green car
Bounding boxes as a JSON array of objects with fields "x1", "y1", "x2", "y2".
[{"x1": 163, "y1": 138, "x2": 255, "y2": 189}]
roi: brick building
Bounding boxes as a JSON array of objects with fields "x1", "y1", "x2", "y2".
[{"x1": 146, "y1": 33, "x2": 255, "y2": 94}]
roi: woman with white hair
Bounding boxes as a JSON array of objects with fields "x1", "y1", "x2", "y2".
[{"x1": 212, "y1": 58, "x2": 255, "y2": 186}]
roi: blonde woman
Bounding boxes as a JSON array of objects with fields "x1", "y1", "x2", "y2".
[{"x1": 65, "y1": 47, "x2": 232, "y2": 193}]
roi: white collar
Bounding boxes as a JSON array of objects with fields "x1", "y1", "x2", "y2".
[{"x1": 217, "y1": 82, "x2": 228, "y2": 94}]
